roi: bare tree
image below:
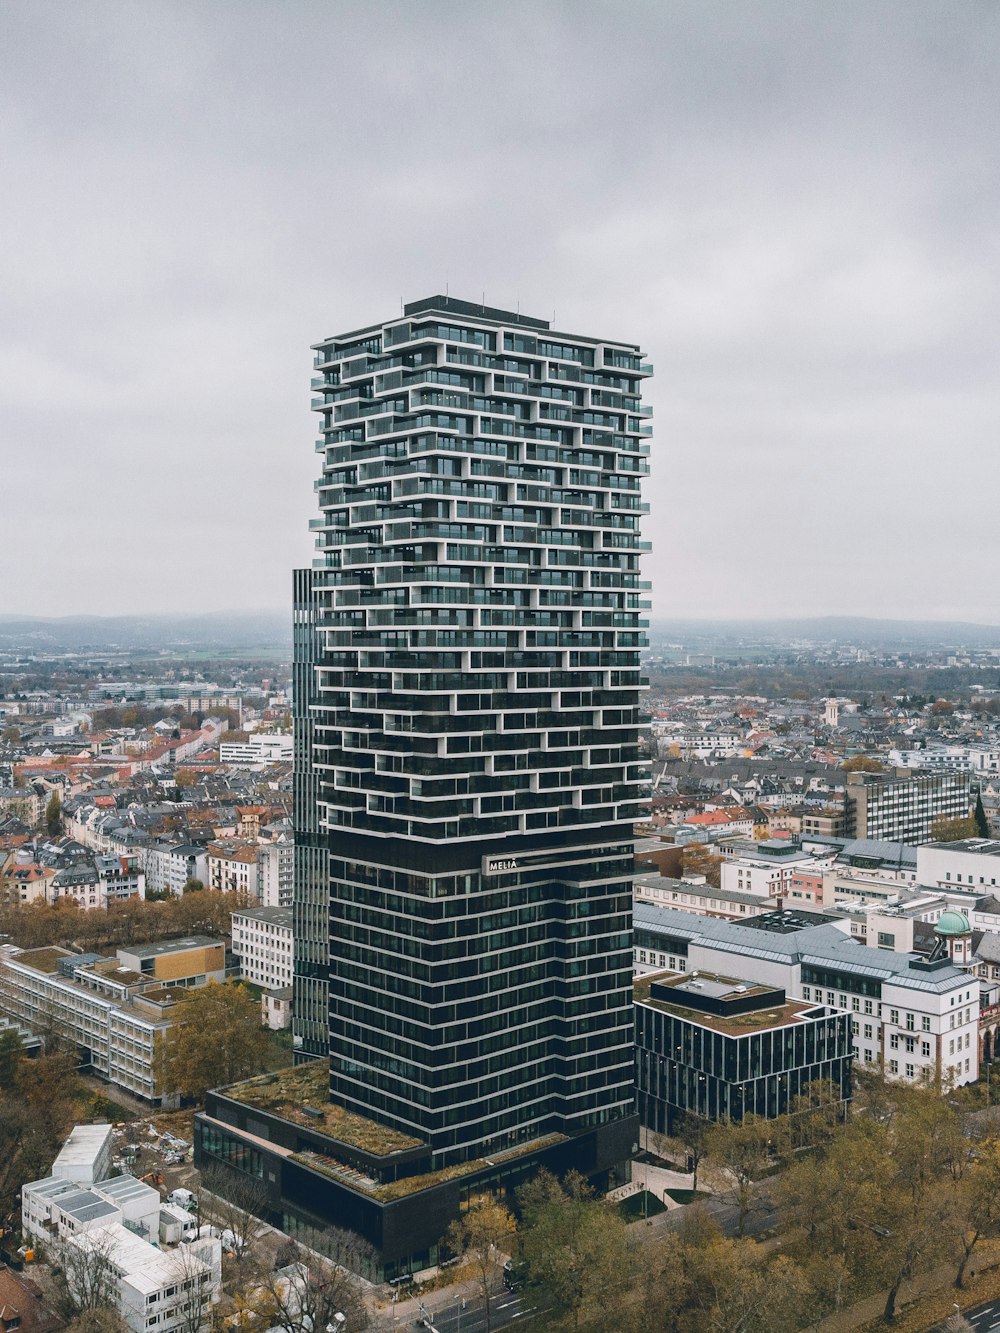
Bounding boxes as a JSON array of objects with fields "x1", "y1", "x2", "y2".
[
  {"x1": 199, "y1": 1164, "x2": 270, "y2": 1270},
  {"x1": 165, "y1": 1239, "x2": 218, "y2": 1333},
  {"x1": 242, "y1": 1245, "x2": 370, "y2": 1333},
  {"x1": 57, "y1": 1228, "x2": 121, "y2": 1319}
]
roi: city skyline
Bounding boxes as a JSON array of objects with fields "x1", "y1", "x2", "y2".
[{"x1": 3, "y1": 2, "x2": 998, "y2": 622}]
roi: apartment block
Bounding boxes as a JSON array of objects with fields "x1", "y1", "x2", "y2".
[{"x1": 231, "y1": 906, "x2": 293, "y2": 992}]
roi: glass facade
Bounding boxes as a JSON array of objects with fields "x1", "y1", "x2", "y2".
[
  {"x1": 294, "y1": 296, "x2": 652, "y2": 1168},
  {"x1": 635, "y1": 1002, "x2": 853, "y2": 1132}
]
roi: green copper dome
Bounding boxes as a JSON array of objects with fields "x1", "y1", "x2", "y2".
[{"x1": 935, "y1": 910, "x2": 971, "y2": 937}]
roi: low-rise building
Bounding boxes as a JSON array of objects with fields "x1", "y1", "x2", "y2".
[
  {"x1": 633, "y1": 903, "x2": 979, "y2": 1089},
  {"x1": 218, "y1": 733, "x2": 292, "y2": 765},
  {"x1": 635, "y1": 970, "x2": 852, "y2": 1132},
  {"x1": 0, "y1": 938, "x2": 224, "y2": 1102}
]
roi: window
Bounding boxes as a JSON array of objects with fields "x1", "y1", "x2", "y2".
[
  {"x1": 906, "y1": 1064, "x2": 915, "y2": 1079},
  {"x1": 921, "y1": 1041, "x2": 931, "y2": 1057},
  {"x1": 802, "y1": 986, "x2": 811, "y2": 1001},
  {"x1": 864, "y1": 1024, "x2": 873, "y2": 1039},
  {"x1": 890, "y1": 1009, "x2": 899, "y2": 1025},
  {"x1": 890, "y1": 1059, "x2": 899, "y2": 1074},
  {"x1": 890, "y1": 1034, "x2": 899, "y2": 1050},
  {"x1": 864, "y1": 1000, "x2": 873, "y2": 1015},
  {"x1": 921, "y1": 1016, "x2": 931, "y2": 1032},
  {"x1": 852, "y1": 997, "x2": 860, "y2": 1012},
  {"x1": 905, "y1": 1013, "x2": 915, "y2": 1030}
]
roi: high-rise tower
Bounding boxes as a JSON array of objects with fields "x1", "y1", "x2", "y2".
[{"x1": 255, "y1": 296, "x2": 652, "y2": 1271}]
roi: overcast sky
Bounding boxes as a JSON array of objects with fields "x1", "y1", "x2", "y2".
[{"x1": 2, "y1": 1, "x2": 998, "y2": 623}]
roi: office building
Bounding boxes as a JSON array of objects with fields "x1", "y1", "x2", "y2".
[
  {"x1": 633, "y1": 903, "x2": 979, "y2": 1088},
  {"x1": 844, "y1": 770, "x2": 971, "y2": 845},
  {"x1": 199, "y1": 296, "x2": 652, "y2": 1276},
  {"x1": 635, "y1": 970, "x2": 852, "y2": 1132}
]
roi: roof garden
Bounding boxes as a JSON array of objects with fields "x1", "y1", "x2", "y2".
[
  {"x1": 10, "y1": 947, "x2": 72, "y2": 975},
  {"x1": 292, "y1": 1131, "x2": 568, "y2": 1201},
  {"x1": 222, "y1": 1062, "x2": 423, "y2": 1157}
]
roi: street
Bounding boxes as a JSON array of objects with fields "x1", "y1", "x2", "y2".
[
  {"x1": 406, "y1": 1291, "x2": 537, "y2": 1333},
  {"x1": 935, "y1": 1298, "x2": 1000, "y2": 1331}
]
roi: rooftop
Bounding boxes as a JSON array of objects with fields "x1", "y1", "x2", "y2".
[
  {"x1": 634, "y1": 901, "x2": 974, "y2": 994},
  {"x1": 120, "y1": 936, "x2": 222, "y2": 959},
  {"x1": 232, "y1": 906, "x2": 293, "y2": 929},
  {"x1": 634, "y1": 970, "x2": 825, "y2": 1035},
  {"x1": 222, "y1": 1062, "x2": 423, "y2": 1157}
]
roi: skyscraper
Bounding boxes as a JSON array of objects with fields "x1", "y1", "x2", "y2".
[{"x1": 198, "y1": 297, "x2": 653, "y2": 1277}]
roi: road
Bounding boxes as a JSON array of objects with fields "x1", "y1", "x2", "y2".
[
  {"x1": 934, "y1": 1297, "x2": 1000, "y2": 1331},
  {"x1": 405, "y1": 1291, "x2": 537, "y2": 1333}
]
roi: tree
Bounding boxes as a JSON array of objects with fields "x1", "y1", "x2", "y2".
[
  {"x1": 930, "y1": 814, "x2": 978, "y2": 843},
  {"x1": 517, "y1": 1171, "x2": 635, "y2": 1333},
  {"x1": 705, "y1": 1115, "x2": 771, "y2": 1237},
  {"x1": 446, "y1": 1195, "x2": 516, "y2": 1333},
  {"x1": 45, "y1": 789, "x2": 62, "y2": 834},
  {"x1": 236, "y1": 1247, "x2": 370, "y2": 1333},
  {"x1": 199, "y1": 1164, "x2": 271, "y2": 1271},
  {"x1": 842, "y1": 754, "x2": 885, "y2": 772},
  {"x1": 675, "y1": 1111, "x2": 709, "y2": 1190},
  {"x1": 155, "y1": 981, "x2": 271, "y2": 1100},
  {"x1": 680, "y1": 842, "x2": 722, "y2": 888},
  {"x1": 0, "y1": 1027, "x2": 24, "y2": 1085},
  {"x1": 57, "y1": 1229, "x2": 121, "y2": 1319},
  {"x1": 175, "y1": 769, "x2": 196, "y2": 789},
  {"x1": 181, "y1": 877, "x2": 204, "y2": 894},
  {"x1": 1, "y1": 726, "x2": 20, "y2": 744}
]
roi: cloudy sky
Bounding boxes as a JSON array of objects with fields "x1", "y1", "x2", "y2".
[{"x1": 2, "y1": 1, "x2": 997, "y2": 623}]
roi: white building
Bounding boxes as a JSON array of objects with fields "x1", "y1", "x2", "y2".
[
  {"x1": 50, "y1": 1123, "x2": 114, "y2": 1185},
  {"x1": 231, "y1": 906, "x2": 293, "y2": 992},
  {"x1": 917, "y1": 839, "x2": 1000, "y2": 893},
  {"x1": 219, "y1": 733, "x2": 293, "y2": 765},
  {"x1": 720, "y1": 843, "x2": 826, "y2": 898},
  {"x1": 67, "y1": 1223, "x2": 219, "y2": 1333},
  {"x1": 144, "y1": 842, "x2": 210, "y2": 897},
  {"x1": 258, "y1": 838, "x2": 293, "y2": 908},
  {"x1": 634, "y1": 903, "x2": 979, "y2": 1089}
]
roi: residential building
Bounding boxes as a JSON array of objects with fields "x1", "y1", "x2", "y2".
[
  {"x1": 0, "y1": 1267, "x2": 63, "y2": 1333},
  {"x1": 144, "y1": 842, "x2": 209, "y2": 897},
  {"x1": 633, "y1": 904, "x2": 979, "y2": 1088},
  {"x1": 258, "y1": 837, "x2": 293, "y2": 908},
  {"x1": 844, "y1": 770, "x2": 971, "y2": 845},
  {"x1": 719, "y1": 840, "x2": 827, "y2": 898},
  {"x1": 634, "y1": 871, "x2": 776, "y2": 921},
  {"x1": 231, "y1": 906, "x2": 293, "y2": 992},
  {"x1": 635, "y1": 970, "x2": 852, "y2": 1132},
  {"x1": 199, "y1": 295, "x2": 653, "y2": 1278},
  {"x1": 206, "y1": 840, "x2": 260, "y2": 897}
]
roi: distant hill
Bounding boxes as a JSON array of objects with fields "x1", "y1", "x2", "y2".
[
  {"x1": 648, "y1": 616, "x2": 1000, "y2": 650},
  {"x1": 0, "y1": 611, "x2": 290, "y2": 652}
]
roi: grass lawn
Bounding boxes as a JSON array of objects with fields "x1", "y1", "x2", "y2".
[{"x1": 619, "y1": 1190, "x2": 667, "y2": 1222}]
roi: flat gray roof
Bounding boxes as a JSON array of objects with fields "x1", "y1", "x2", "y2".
[{"x1": 634, "y1": 902, "x2": 971, "y2": 994}]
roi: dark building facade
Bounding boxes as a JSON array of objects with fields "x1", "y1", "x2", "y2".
[
  {"x1": 197, "y1": 297, "x2": 654, "y2": 1277},
  {"x1": 635, "y1": 972, "x2": 853, "y2": 1134}
]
